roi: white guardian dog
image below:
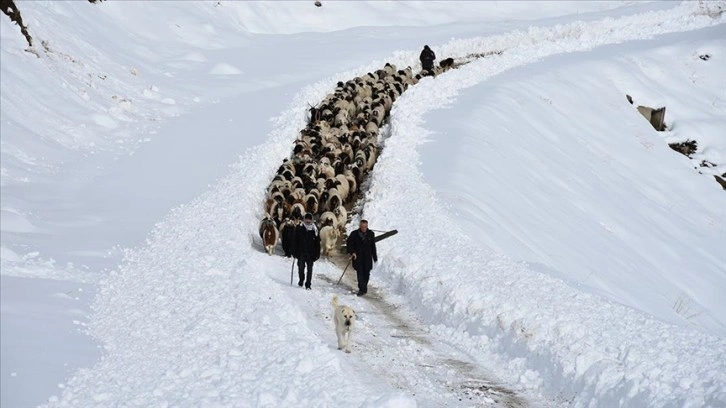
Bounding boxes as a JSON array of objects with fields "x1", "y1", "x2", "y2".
[{"x1": 332, "y1": 295, "x2": 356, "y2": 353}]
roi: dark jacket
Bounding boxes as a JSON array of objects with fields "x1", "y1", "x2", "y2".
[
  {"x1": 419, "y1": 46, "x2": 436, "y2": 70},
  {"x1": 293, "y1": 225, "x2": 320, "y2": 261},
  {"x1": 346, "y1": 229, "x2": 377, "y2": 273},
  {"x1": 281, "y1": 223, "x2": 297, "y2": 257}
]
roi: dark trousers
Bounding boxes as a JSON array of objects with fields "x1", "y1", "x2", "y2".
[
  {"x1": 422, "y1": 61, "x2": 434, "y2": 72},
  {"x1": 355, "y1": 267, "x2": 370, "y2": 294},
  {"x1": 297, "y1": 257, "x2": 314, "y2": 287}
]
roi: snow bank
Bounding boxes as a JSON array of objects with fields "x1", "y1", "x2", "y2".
[{"x1": 364, "y1": 3, "x2": 726, "y2": 407}]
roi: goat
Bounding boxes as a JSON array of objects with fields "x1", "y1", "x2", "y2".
[{"x1": 259, "y1": 217, "x2": 279, "y2": 256}]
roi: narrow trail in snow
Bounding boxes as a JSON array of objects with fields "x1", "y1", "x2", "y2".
[
  {"x1": 319, "y1": 248, "x2": 529, "y2": 408},
  {"x1": 254, "y1": 216, "x2": 534, "y2": 406},
  {"x1": 255, "y1": 50, "x2": 536, "y2": 406}
]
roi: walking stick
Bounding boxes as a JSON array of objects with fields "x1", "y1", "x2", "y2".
[
  {"x1": 290, "y1": 257, "x2": 295, "y2": 285},
  {"x1": 337, "y1": 259, "x2": 352, "y2": 285}
]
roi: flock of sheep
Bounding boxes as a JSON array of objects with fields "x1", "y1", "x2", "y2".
[{"x1": 259, "y1": 59, "x2": 455, "y2": 256}]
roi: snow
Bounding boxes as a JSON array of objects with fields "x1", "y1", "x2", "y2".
[{"x1": 1, "y1": 1, "x2": 725, "y2": 407}]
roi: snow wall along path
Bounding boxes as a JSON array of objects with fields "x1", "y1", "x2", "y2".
[
  {"x1": 44, "y1": 2, "x2": 725, "y2": 407},
  {"x1": 364, "y1": 3, "x2": 726, "y2": 408}
]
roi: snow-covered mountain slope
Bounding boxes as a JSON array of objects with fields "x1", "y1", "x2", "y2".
[
  {"x1": 1, "y1": 1, "x2": 725, "y2": 407},
  {"x1": 420, "y1": 26, "x2": 726, "y2": 335}
]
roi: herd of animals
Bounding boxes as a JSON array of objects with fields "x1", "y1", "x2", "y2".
[{"x1": 258, "y1": 57, "x2": 459, "y2": 257}]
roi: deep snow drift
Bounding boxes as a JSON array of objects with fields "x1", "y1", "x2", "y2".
[{"x1": 1, "y1": 1, "x2": 725, "y2": 407}]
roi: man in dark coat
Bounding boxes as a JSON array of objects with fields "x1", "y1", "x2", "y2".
[
  {"x1": 280, "y1": 217, "x2": 298, "y2": 258},
  {"x1": 293, "y1": 213, "x2": 321, "y2": 290},
  {"x1": 419, "y1": 45, "x2": 436, "y2": 73},
  {"x1": 346, "y1": 219, "x2": 377, "y2": 296}
]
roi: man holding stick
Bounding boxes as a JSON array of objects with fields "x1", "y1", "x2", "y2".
[{"x1": 346, "y1": 219, "x2": 377, "y2": 296}]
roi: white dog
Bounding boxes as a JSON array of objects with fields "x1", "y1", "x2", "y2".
[{"x1": 332, "y1": 295, "x2": 356, "y2": 353}]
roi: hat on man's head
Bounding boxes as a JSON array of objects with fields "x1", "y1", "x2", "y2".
[{"x1": 304, "y1": 213, "x2": 313, "y2": 220}]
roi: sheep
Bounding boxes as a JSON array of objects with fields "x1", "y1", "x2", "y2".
[
  {"x1": 290, "y1": 188, "x2": 305, "y2": 201},
  {"x1": 304, "y1": 193, "x2": 319, "y2": 214},
  {"x1": 334, "y1": 108, "x2": 349, "y2": 127},
  {"x1": 320, "y1": 211, "x2": 338, "y2": 229},
  {"x1": 371, "y1": 105, "x2": 386, "y2": 125},
  {"x1": 349, "y1": 164, "x2": 364, "y2": 185},
  {"x1": 318, "y1": 161, "x2": 336, "y2": 180},
  {"x1": 334, "y1": 174, "x2": 350, "y2": 201},
  {"x1": 270, "y1": 201, "x2": 287, "y2": 225},
  {"x1": 290, "y1": 176, "x2": 304, "y2": 190},
  {"x1": 319, "y1": 225, "x2": 340, "y2": 257},
  {"x1": 355, "y1": 150, "x2": 367, "y2": 169},
  {"x1": 440, "y1": 57, "x2": 455, "y2": 71},
  {"x1": 365, "y1": 121, "x2": 379, "y2": 135},
  {"x1": 290, "y1": 202, "x2": 306, "y2": 220},
  {"x1": 343, "y1": 169, "x2": 357, "y2": 194},
  {"x1": 384, "y1": 62, "x2": 397, "y2": 75},
  {"x1": 381, "y1": 94, "x2": 393, "y2": 111},
  {"x1": 270, "y1": 190, "x2": 285, "y2": 205},
  {"x1": 326, "y1": 188, "x2": 342, "y2": 212},
  {"x1": 333, "y1": 206, "x2": 348, "y2": 231},
  {"x1": 264, "y1": 197, "x2": 277, "y2": 216},
  {"x1": 341, "y1": 144, "x2": 354, "y2": 163},
  {"x1": 365, "y1": 145, "x2": 378, "y2": 171}
]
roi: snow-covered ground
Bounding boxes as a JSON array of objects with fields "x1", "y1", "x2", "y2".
[{"x1": 1, "y1": 1, "x2": 725, "y2": 407}]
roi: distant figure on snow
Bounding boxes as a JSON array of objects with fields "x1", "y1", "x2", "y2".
[
  {"x1": 293, "y1": 213, "x2": 321, "y2": 290},
  {"x1": 346, "y1": 219, "x2": 377, "y2": 296},
  {"x1": 419, "y1": 45, "x2": 436, "y2": 73}
]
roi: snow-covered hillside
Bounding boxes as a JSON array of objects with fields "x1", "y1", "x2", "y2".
[{"x1": 1, "y1": 1, "x2": 724, "y2": 407}]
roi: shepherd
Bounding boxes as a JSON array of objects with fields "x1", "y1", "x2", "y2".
[
  {"x1": 346, "y1": 219, "x2": 377, "y2": 296},
  {"x1": 419, "y1": 45, "x2": 436, "y2": 74},
  {"x1": 293, "y1": 213, "x2": 321, "y2": 290}
]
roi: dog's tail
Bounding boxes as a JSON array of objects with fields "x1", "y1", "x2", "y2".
[{"x1": 332, "y1": 295, "x2": 339, "y2": 308}]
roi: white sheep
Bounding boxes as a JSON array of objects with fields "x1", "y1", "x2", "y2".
[
  {"x1": 326, "y1": 188, "x2": 342, "y2": 212},
  {"x1": 319, "y1": 225, "x2": 340, "y2": 257},
  {"x1": 334, "y1": 174, "x2": 350, "y2": 201},
  {"x1": 333, "y1": 206, "x2": 348, "y2": 231},
  {"x1": 320, "y1": 211, "x2": 338, "y2": 229}
]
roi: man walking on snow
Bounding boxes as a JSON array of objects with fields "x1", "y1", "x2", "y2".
[
  {"x1": 346, "y1": 219, "x2": 377, "y2": 296},
  {"x1": 293, "y1": 213, "x2": 320, "y2": 290},
  {"x1": 419, "y1": 45, "x2": 436, "y2": 74}
]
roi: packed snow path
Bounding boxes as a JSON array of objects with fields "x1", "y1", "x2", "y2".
[
  {"x1": 254, "y1": 52, "x2": 535, "y2": 406},
  {"x1": 40, "y1": 3, "x2": 726, "y2": 407},
  {"x1": 321, "y1": 253, "x2": 529, "y2": 407}
]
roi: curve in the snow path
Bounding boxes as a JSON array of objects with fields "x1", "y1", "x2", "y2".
[{"x1": 258, "y1": 50, "x2": 500, "y2": 238}]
